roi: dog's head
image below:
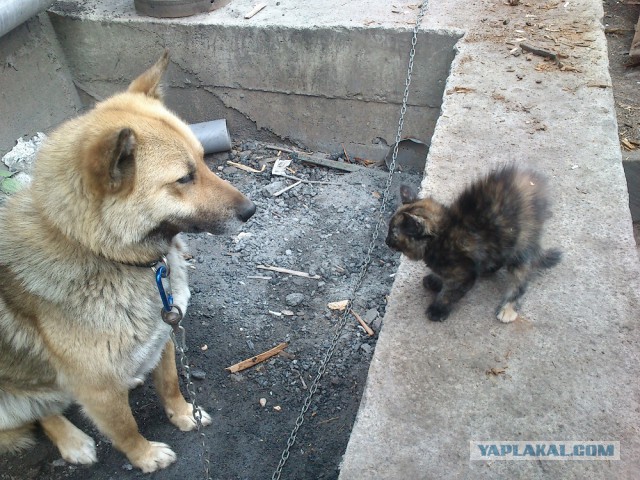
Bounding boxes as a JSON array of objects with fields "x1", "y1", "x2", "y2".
[
  {"x1": 32, "y1": 51, "x2": 255, "y2": 262},
  {"x1": 385, "y1": 185, "x2": 444, "y2": 261}
]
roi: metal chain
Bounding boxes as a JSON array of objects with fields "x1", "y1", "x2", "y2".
[
  {"x1": 155, "y1": 259, "x2": 211, "y2": 479},
  {"x1": 171, "y1": 325, "x2": 211, "y2": 480},
  {"x1": 271, "y1": 3, "x2": 428, "y2": 479}
]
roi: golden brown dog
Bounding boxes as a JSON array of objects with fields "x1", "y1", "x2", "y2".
[{"x1": 0, "y1": 51, "x2": 255, "y2": 472}]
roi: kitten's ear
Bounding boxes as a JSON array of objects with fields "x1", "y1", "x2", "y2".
[
  {"x1": 402, "y1": 213, "x2": 429, "y2": 237},
  {"x1": 400, "y1": 184, "x2": 417, "y2": 204}
]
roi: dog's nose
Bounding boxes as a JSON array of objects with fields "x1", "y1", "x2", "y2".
[{"x1": 237, "y1": 199, "x2": 256, "y2": 222}]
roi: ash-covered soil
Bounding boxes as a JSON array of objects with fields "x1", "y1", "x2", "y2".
[{"x1": 0, "y1": 141, "x2": 420, "y2": 480}]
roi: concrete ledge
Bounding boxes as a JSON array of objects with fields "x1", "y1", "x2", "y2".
[{"x1": 340, "y1": 0, "x2": 640, "y2": 478}]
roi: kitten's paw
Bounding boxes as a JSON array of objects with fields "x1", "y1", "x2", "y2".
[
  {"x1": 422, "y1": 274, "x2": 443, "y2": 292},
  {"x1": 427, "y1": 303, "x2": 450, "y2": 322},
  {"x1": 497, "y1": 303, "x2": 518, "y2": 323}
]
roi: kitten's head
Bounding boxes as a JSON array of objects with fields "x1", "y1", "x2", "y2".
[{"x1": 385, "y1": 185, "x2": 445, "y2": 261}]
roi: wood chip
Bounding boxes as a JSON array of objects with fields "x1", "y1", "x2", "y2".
[
  {"x1": 447, "y1": 86, "x2": 475, "y2": 94},
  {"x1": 486, "y1": 367, "x2": 507, "y2": 376},
  {"x1": 244, "y1": 3, "x2": 266, "y2": 19},
  {"x1": 226, "y1": 342, "x2": 288, "y2": 373},
  {"x1": 257, "y1": 264, "x2": 322, "y2": 279},
  {"x1": 328, "y1": 300, "x2": 349, "y2": 311},
  {"x1": 621, "y1": 138, "x2": 638, "y2": 150},
  {"x1": 226, "y1": 161, "x2": 266, "y2": 173}
]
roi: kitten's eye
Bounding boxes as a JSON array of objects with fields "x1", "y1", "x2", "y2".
[{"x1": 176, "y1": 172, "x2": 195, "y2": 184}]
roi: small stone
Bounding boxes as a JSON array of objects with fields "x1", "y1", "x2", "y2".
[
  {"x1": 52, "y1": 459, "x2": 66, "y2": 468},
  {"x1": 201, "y1": 344, "x2": 208, "y2": 351},
  {"x1": 273, "y1": 405, "x2": 282, "y2": 412},
  {"x1": 263, "y1": 181, "x2": 286, "y2": 196},
  {"x1": 285, "y1": 293, "x2": 305, "y2": 307},
  {"x1": 122, "y1": 463, "x2": 134, "y2": 471},
  {"x1": 191, "y1": 369, "x2": 206, "y2": 380},
  {"x1": 360, "y1": 343, "x2": 373, "y2": 355},
  {"x1": 259, "y1": 398, "x2": 267, "y2": 407},
  {"x1": 364, "y1": 308, "x2": 378, "y2": 324}
]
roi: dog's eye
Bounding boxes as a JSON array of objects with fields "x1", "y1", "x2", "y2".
[{"x1": 176, "y1": 172, "x2": 195, "y2": 184}]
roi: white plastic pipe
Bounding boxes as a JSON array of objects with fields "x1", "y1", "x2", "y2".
[
  {"x1": 0, "y1": 0, "x2": 55, "y2": 38},
  {"x1": 189, "y1": 119, "x2": 232, "y2": 154}
]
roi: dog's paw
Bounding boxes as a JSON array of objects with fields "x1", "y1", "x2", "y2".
[
  {"x1": 133, "y1": 441, "x2": 177, "y2": 473},
  {"x1": 422, "y1": 274, "x2": 443, "y2": 292},
  {"x1": 57, "y1": 429, "x2": 97, "y2": 465},
  {"x1": 170, "y1": 405, "x2": 212, "y2": 431},
  {"x1": 497, "y1": 303, "x2": 518, "y2": 323},
  {"x1": 427, "y1": 303, "x2": 449, "y2": 322}
]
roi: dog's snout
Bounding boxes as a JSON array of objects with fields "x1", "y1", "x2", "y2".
[{"x1": 237, "y1": 199, "x2": 256, "y2": 222}]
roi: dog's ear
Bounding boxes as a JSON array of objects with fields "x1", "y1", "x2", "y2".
[
  {"x1": 400, "y1": 184, "x2": 417, "y2": 204},
  {"x1": 85, "y1": 128, "x2": 137, "y2": 195},
  {"x1": 127, "y1": 50, "x2": 169, "y2": 100}
]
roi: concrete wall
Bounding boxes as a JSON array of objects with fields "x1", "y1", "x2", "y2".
[
  {"x1": 0, "y1": 13, "x2": 81, "y2": 157},
  {"x1": 47, "y1": 7, "x2": 459, "y2": 160}
]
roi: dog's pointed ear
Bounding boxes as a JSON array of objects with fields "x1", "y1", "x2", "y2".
[
  {"x1": 86, "y1": 128, "x2": 137, "y2": 195},
  {"x1": 127, "y1": 50, "x2": 169, "y2": 100},
  {"x1": 108, "y1": 128, "x2": 137, "y2": 192},
  {"x1": 400, "y1": 184, "x2": 417, "y2": 204}
]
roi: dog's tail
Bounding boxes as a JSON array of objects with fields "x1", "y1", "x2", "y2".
[
  {"x1": 0, "y1": 424, "x2": 36, "y2": 454},
  {"x1": 536, "y1": 248, "x2": 562, "y2": 270}
]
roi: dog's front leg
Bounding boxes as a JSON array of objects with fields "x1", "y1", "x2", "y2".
[
  {"x1": 153, "y1": 340, "x2": 212, "y2": 431},
  {"x1": 74, "y1": 386, "x2": 176, "y2": 472}
]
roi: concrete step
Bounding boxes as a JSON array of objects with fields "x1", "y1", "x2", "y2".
[{"x1": 48, "y1": 0, "x2": 459, "y2": 161}]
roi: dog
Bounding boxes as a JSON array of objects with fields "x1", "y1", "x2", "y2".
[
  {"x1": 0, "y1": 51, "x2": 255, "y2": 472},
  {"x1": 386, "y1": 166, "x2": 561, "y2": 322}
]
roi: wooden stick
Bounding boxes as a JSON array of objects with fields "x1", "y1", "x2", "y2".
[
  {"x1": 520, "y1": 42, "x2": 558, "y2": 61},
  {"x1": 273, "y1": 180, "x2": 302, "y2": 197},
  {"x1": 257, "y1": 264, "x2": 322, "y2": 279},
  {"x1": 227, "y1": 161, "x2": 265, "y2": 173},
  {"x1": 244, "y1": 3, "x2": 266, "y2": 19},
  {"x1": 297, "y1": 154, "x2": 362, "y2": 172},
  {"x1": 351, "y1": 309, "x2": 375, "y2": 336},
  {"x1": 341, "y1": 144, "x2": 351, "y2": 163},
  {"x1": 264, "y1": 144, "x2": 296, "y2": 154},
  {"x1": 226, "y1": 342, "x2": 288, "y2": 373}
]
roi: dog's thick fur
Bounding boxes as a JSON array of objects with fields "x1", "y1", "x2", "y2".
[
  {"x1": 0, "y1": 52, "x2": 255, "y2": 472},
  {"x1": 386, "y1": 166, "x2": 561, "y2": 323}
]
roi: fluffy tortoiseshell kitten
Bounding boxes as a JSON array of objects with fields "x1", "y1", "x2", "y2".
[{"x1": 386, "y1": 166, "x2": 561, "y2": 322}]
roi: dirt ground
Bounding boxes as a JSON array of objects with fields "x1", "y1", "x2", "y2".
[{"x1": 1, "y1": 3, "x2": 639, "y2": 480}]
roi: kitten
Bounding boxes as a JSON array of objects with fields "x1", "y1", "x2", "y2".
[{"x1": 385, "y1": 166, "x2": 561, "y2": 322}]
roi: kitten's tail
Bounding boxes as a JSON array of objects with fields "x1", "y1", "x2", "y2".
[{"x1": 535, "y1": 248, "x2": 562, "y2": 270}]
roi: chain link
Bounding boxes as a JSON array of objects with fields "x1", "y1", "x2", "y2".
[
  {"x1": 171, "y1": 324, "x2": 211, "y2": 480},
  {"x1": 271, "y1": 3, "x2": 428, "y2": 479}
]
